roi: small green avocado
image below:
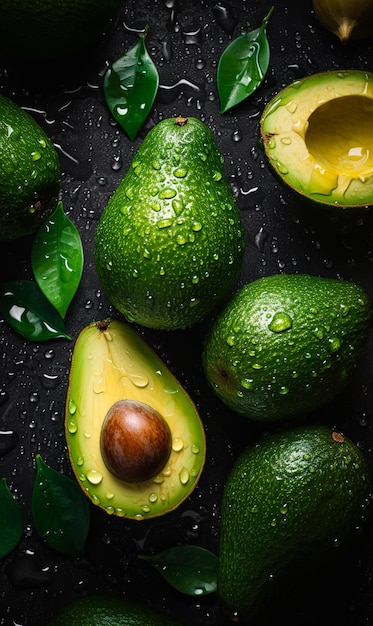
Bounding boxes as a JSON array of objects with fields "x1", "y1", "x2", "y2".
[
  {"x1": 218, "y1": 424, "x2": 373, "y2": 623},
  {"x1": 260, "y1": 70, "x2": 373, "y2": 208},
  {"x1": 94, "y1": 116, "x2": 245, "y2": 331},
  {"x1": 65, "y1": 319, "x2": 206, "y2": 519},
  {"x1": 0, "y1": 94, "x2": 60, "y2": 242},
  {"x1": 47, "y1": 593, "x2": 181, "y2": 625},
  {"x1": 202, "y1": 273, "x2": 372, "y2": 421}
]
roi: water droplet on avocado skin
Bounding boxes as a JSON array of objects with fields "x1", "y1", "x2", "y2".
[{"x1": 268, "y1": 312, "x2": 292, "y2": 333}]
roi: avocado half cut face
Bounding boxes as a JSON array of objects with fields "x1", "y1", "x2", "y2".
[
  {"x1": 260, "y1": 70, "x2": 373, "y2": 208},
  {"x1": 65, "y1": 319, "x2": 206, "y2": 520}
]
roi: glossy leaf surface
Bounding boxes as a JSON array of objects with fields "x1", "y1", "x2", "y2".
[
  {"x1": 32, "y1": 455, "x2": 90, "y2": 557},
  {"x1": 140, "y1": 545, "x2": 218, "y2": 596},
  {"x1": 0, "y1": 478, "x2": 23, "y2": 558},
  {"x1": 31, "y1": 201, "x2": 84, "y2": 319},
  {"x1": 104, "y1": 29, "x2": 159, "y2": 140},
  {"x1": 217, "y1": 6, "x2": 274, "y2": 113},
  {"x1": 0, "y1": 280, "x2": 71, "y2": 342}
]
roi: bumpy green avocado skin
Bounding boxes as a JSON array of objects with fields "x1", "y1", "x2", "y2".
[
  {"x1": 0, "y1": 94, "x2": 60, "y2": 242},
  {"x1": 0, "y1": 0, "x2": 120, "y2": 59},
  {"x1": 94, "y1": 116, "x2": 244, "y2": 331},
  {"x1": 203, "y1": 273, "x2": 372, "y2": 421},
  {"x1": 218, "y1": 424, "x2": 373, "y2": 623}
]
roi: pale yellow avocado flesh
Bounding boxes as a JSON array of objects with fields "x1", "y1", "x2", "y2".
[
  {"x1": 65, "y1": 319, "x2": 206, "y2": 520},
  {"x1": 260, "y1": 70, "x2": 373, "y2": 207}
]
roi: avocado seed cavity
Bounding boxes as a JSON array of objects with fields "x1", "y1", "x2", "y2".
[
  {"x1": 100, "y1": 399, "x2": 172, "y2": 483},
  {"x1": 305, "y1": 95, "x2": 373, "y2": 178}
]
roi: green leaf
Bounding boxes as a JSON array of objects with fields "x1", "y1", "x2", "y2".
[
  {"x1": 0, "y1": 478, "x2": 23, "y2": 559},
  {"x1": 32, "y1": 455, "x2": 90, "y2": 557},
  {"x1": 0, "y1": 280, "x2": 72, "y2": 342},
  {"x1": 217, "y1": 6, "x2": 274, "y2": 114},
  {"x1": 31, "y1": 201, "x2": 84, "y2": 319},
  {"x1": 139, "y1": 545, "x2": 218, "y2": 596},
  {"x1": 104, "y1": 27, "x2": 159, "y2": 140}
]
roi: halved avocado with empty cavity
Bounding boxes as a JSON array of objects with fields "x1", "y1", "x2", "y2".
[
  {"x1": 260, "y1": 70, "x2": 373, "y2": 209},
  {"x1": 65, "y1": 319, "x2": 206, "y2": 520}
]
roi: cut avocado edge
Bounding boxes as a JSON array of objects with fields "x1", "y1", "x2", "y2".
[
  {"x1": 260, "y1": 69, "x2": 373, "y2": 209},
  {"x1": 65, "y1": 319, "x2": 206, "y2": 520}
]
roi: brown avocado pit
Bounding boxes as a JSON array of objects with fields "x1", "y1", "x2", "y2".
[{"x1": 100, "y1": 399, "x2": 172, "y2": 483}]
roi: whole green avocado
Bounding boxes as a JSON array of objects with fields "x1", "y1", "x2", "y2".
[
  {"x1": 203, "y1": 273, "x2": 372, "y2": 421},
  {"x1": 94, "y1": 116, "x2": 245, "y2": 331},
  {"x1": 0, "y1": 94, "x2": 60, "y2": 242},
  {"x1": 218, "y1": 424, "x2": 373, "y2": 623}
]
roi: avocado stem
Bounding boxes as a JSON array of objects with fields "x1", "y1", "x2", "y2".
[{"x1": 175, "y1": 116, "x2": 188, "y2": 126}]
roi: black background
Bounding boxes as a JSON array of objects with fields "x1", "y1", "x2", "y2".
[{"x1": 1, "y1": 1, "x2": 373, "y2": 624}]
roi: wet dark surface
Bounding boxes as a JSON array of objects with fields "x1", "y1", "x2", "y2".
[{"x1": 1, "y1": 1, "x2": 373, "y2": 624}]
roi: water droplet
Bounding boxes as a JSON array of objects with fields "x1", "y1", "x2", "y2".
[
  {"x1": 231, "y1": 129, "x2": 242, "y2": 143},
  {"x1": 151, "y1": 200, "x2": 161, "y2": 212},
  {"x1": 280, "y1": 135, "x2": 293, "y2": 148},
  {"x1": 172, "y1": 437, "x2": 184, "y2": 452},
  {"x1": 129, "y1": 373, "x2": 149, "y2": 388},
  {"x1": 67, "y1": 420, "x2": 77, "y2": 434},
  {"x1": 40, "y1": 373, "x2": 61, "y2": 390},
  {"x1": 268, "y1": 311, "x2": 292, "y2": 333},
  {"x1": 179, "y1": 467, "x2": 190, "y2": 485},
  {"x1": 182, "y1": 26, "x2": 202, "y2": 45},
  {"x1": 241, "y1": 378, "x2": 254, "y2": 391},
  {"x1": 158, "y1": 187, "x2": 176, "y2": 199},
  {"x1": 252, "y1": 362, "x2": 263, "y2": 370},
  {"x1": 86, "y1": 469, "x2": 103, "y2": 485},
  {"x1": 286, "y1": 101, "x2": 298, "y2": 114},
  {"x1": 68, "y1": 399, "x2": 77, "y2": 415},
  {"x1": 0, "y1": 430, "x2": 19, "y2": 456},
  {"x1": 157, "y1": 217, "x2": 173, "y2": 229},
  {"x1": 172, "y1": 198, "x2": 184, "y2": 215},
  {"x1": 191, "y1": 221, "x2": 202, "y2": 232},
  {"x1": 177, "y1": 233, "x2": 187, "y2": 245},
  {"x1": 174, "y1": 167, "x2": 187, "y2": 178},
  {"x1": 213, "y1": 3, "x2": 238, "y2": 34},
  {"x1": 328, "y1": 337, "x2": 341, "y2": 353}
]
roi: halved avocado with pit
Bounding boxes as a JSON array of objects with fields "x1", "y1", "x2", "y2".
[
  {"x1": 260, "y1": 70, "x2": 373, "y2": 208},
  {"x1": 65, "y1": 319, "x2": 206, "y2": 520}
]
